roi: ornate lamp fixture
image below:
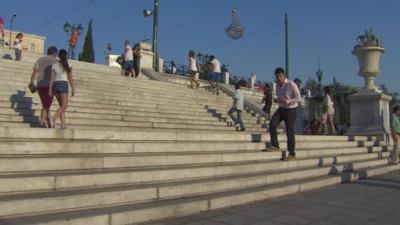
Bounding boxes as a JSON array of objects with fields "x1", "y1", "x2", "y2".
[
  {"x1": 225, "y1": 8, "x2": 245, "y2": 39},
  {"x1": 63, "y1": 21, "x2": 84, "y2": 59}
]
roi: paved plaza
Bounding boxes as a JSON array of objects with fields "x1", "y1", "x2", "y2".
[{"x1": 148, "y1": 171, "x2": 400, "y2": 225}]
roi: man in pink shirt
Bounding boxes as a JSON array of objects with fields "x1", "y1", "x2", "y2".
[{"x1": 264, "y1": 67, "x2": 301, "y2": 161}]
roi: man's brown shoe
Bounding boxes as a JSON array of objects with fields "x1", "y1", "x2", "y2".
[{"x1": 262, "y1": 146, "x2": 280, "y2": 152}]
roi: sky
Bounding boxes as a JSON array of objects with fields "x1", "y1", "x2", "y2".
[{"x1": 1, "y1": 0, "x2": 399, "y2": 92}]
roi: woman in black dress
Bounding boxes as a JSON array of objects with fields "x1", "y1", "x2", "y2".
[{"x1": 262, "y1": 83, "x2": 272, "y2": 120}]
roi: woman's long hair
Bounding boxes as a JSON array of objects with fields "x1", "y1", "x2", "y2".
[
  {"x1": 324, "y1": 86, "x2": 333, "y2": 99},
  {"x1": 16, "y1": 33, "x2": 23, "y2": 39},
  {"x1": 58, "y1": 49, "x2": 71, "y2": 73},
  {"x1": 188, "y1": 50, "x2": 195, "y2": 58}
]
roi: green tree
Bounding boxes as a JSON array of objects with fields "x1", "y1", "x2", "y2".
[
  {"x1": 333, "y1": 81, "x2": 359, "y2": 95},
  {"x1": 392, "y1": 92, "x2": 400, "y2": 107},
  {"x1": 379, "y1": 84, "x2": 400, "y2": 108},
  {"x1": 80, "y1": 19, "x2": 94, "y2": 63}
]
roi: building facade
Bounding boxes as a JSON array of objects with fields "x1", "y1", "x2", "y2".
[{"x1": 3, "y1": 29, "x2": 46, "y2": 54}]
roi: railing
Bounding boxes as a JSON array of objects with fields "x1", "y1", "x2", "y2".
[
  {"x1": 163, "y1": 61, "x2": 189, "y2": 77},
  {"x1": 163, "y1": 60, "x2": 270, "y2": 92}
]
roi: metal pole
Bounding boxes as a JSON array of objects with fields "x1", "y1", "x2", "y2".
[
  {"x1": 67, "y1": 33, "x2": 72, "y2": 59},
  {"x1": 9, "y1": 16, "x2": 14, "y2": 49},
  {"x1": 152, "y1": 0, "x2": 159, "y2": 71},
  {"x1": 284, "y1": 13, "x2": 289, "y2": 79},
  {"x1": 71, "y1": 46, "x2": 75, "y2": 60}
]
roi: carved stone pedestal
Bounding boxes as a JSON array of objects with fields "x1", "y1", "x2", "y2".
[{"x1": 346, "y1": 90, "x2": 391, "y2": 136}]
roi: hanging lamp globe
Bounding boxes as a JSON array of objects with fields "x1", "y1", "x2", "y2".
[{"x1": 225, "y1": 8, "x2": 245, "y2": 39}]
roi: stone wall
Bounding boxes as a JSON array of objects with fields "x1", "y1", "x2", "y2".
[{"x1": 3, "y1": 29, "x2": 46, "y2": 54}]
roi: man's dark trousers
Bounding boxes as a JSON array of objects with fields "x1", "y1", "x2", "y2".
[{"x1": 269, "y1": 107, "x2": 297, "y2": 156}]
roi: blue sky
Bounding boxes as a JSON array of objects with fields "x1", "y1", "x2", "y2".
[{"x1": 1, "y1": 0, "x2": 399, "y2": 92}]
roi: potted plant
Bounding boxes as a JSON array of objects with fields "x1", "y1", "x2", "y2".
[{"x1": 352, "y1": 29, "x2": 385, "y2": 92}]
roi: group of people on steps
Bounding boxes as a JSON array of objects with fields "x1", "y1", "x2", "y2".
[{"x1": 20, "y1": 44, "x2": 400, "y2": 163}]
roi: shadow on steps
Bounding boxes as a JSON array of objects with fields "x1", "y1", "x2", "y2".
[{"x1": 9, "y1": 90, "x2": 41, "y2": 127}]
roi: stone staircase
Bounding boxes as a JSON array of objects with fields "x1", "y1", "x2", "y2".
[
  {"x1": 0, "y1": 56, "x2": 398, "y2": 225},
  {"x1": 0, "y1": 59, "x2": 269, "y2": 132}
]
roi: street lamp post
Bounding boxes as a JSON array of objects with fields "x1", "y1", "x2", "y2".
[
  {"x1": 285, "y1": 13, "x2": 290, "y2": 79},
  {"x1": 8, "y1": 14, "x2": 17, "y2": 49},
  {"x1": 226, "y1": 10, "x2": 289, "y2": 80},
  {"x1": 63, "y1": 22, "x2": 83, "y2": 60},
  {"x1": 144, "y1": 0, "x2": 160, "y2": 72}
]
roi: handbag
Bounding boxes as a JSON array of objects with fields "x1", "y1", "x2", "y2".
[
  {"x1": 116, "y1": 56, "x2": 124, "y2": 65},
  {"x1": 28, "y1": 82, "x2": 37, "y2": 93}
]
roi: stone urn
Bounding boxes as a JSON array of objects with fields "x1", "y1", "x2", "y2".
[
  {"x1": 352, "y1": 46, "x2": 385, "y2": 92},
  {"x1": 139, "y1": 42, "x2": 152, "y2": 51},
  {"x1": 347, "y1": 30, "x2": 392, "y2": 136}
]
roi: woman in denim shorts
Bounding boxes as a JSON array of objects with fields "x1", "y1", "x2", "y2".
[{"x1": 49, "y1": 49, "x2": 75, "y2": 129}]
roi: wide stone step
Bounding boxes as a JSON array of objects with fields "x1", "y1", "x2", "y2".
[
  {"x1": 3, "y1": 95, "x2": 242, "y2": 122},
  {"x1": 0, "y1": 64, "x2": 233, "y2": 98},
  {"x1": 0, "y1": 161, "x2": 397, "y2": 225},
  {"x1": 0, "y1": 120, "x2": 255, "y2": 132},
  {"x1": 0, "y1": 106, "x2": 225, "y2": 125},
  {"x1": 2, "y1": 87, "x2": 235, "y2": 111},
  {"x1": 0, "y1": 66, "x2": 210, "y2": 94},
  {"x1": 2, "y1": 88, "x2": 232, "y2": 112},
  {"x1": 150, "y1": 157, "x2": 389, "y2": 200},
  {"x1": 0, "y1": 112, "x2": 265, "y2": 131},
  {"x1": 0, "y1": 151, "x2": 279, "y2": 172},
  {"x1": 0, "y1": 101, "x2": 215, "y2": 119},
  {"x1": 0, "y1": 78, "x2": 234, "y2": 105},
  {"x1": 0, "y1": 127, "x2": 372, "y2": 142},
  {"x1": 0, "y1": 152, "x2": 386, "y2": 194},
  {"x1": 0, "y1": 137, "x2": 382, "y2": 155},
  {"x1": 0, "y1": 118, "x2": 234, "y2": 133},
  {"x1": 2, "y1": 96, "x2": 219, "y2": 116},
  {"x1": 198, "y1": 162, "x2": 396, "y2": 212},
  {"x1": 0, "y1": 105, "x2": 221, "y2": 123},
  {"x1": 0, "y1": 111, "x2": 226, "y2": 127},
  {"x1": 0, "y1": 141, "x2": 385, "y2": 173}
]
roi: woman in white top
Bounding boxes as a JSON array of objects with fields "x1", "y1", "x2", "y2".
[
  {"x1": 49, "y1": 49, "x2": 75, "y2": 129},
  {"x1": 13, "y1": 33, "x2": 23, "y2": 61},
  {"x1": 188, "y1": 50, "x2": 200, "y2": 89},
  {"x1": 322, "y1": 86, "x2": 336, "y2": 135}
]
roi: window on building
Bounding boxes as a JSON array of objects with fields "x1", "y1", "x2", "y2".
[{"x1": 30, "y1": 43, "x2": 36, "y2": 52}]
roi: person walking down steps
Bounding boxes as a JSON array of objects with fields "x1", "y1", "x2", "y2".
[
  {"x1": 228, "y1": 83, "x2": 245, "y2": 132},
  {"x1": 263, "y1": 67, "x2": 301, "y2": 161},
  {"x1": 188, "y1": 50, "x2": 200, "y2": 89}
]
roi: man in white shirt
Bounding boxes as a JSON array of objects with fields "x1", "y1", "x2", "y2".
[
  {"x1": 208, "y1": 55, "x2": 222, "y2": 95},
  {"x1": 228, "y1": 83, "x2": 245, "y2": 131},
  {"x1": 121, "y1": 40, "x2": 135, "y2": 77}
]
